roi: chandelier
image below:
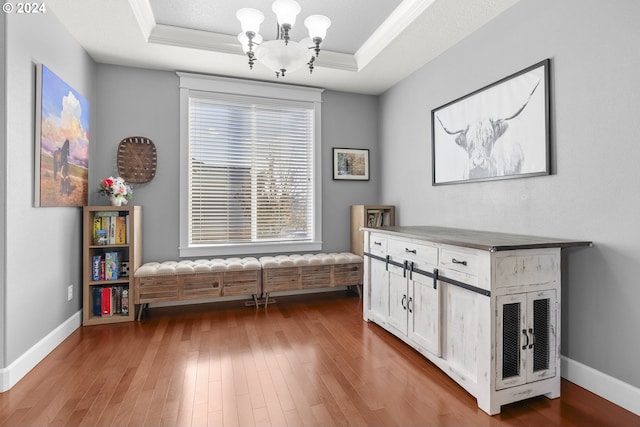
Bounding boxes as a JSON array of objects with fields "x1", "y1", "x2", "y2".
[{"x1": 236, "y1": 0, "x2": 331, "y2": 78}]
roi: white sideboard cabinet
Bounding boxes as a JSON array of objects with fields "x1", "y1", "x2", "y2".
[{"x1": 361, "y1": 226, "x2": 591, "y2": 415}]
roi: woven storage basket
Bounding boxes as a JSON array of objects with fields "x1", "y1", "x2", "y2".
[{"x1": 117, "y1": 136, "x2": 157, "y2": 183}]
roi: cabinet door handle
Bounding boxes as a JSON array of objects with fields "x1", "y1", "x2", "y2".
[
  {"x1": 522, "y1": 329, "x2": 529, "y2": 350},
  {"x1": 529, "y1": 328, "x2": 535, "y2": 349},
  {"x1": 452, "y1": 258, "x2": 467, "y2": 266},
  {"x1": 432, "y1": 268, "x2": 439, "y2": 290},
  {"x1": 408, "y1": 297, "x2": 413, "y2": 313},
  {"x1": 405, "y1": 248, "x2": 417, "y2": 254},
  {"x1": 402, "y1": 295, "x2": 407, "y2": 310},
  {"x1": 373, "y1": 241, "x2": 382, "y2": 246}
]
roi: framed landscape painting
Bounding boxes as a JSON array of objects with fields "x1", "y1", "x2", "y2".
[
  {"x1": 431, "y1": 59, "x2": 550, "y2": 185},
  {"x1": 333, "y1": 148, "x2": 369, "y2": 181},
  {"x1": 34, "y1": 64, "x2": 89, "y2": 207}
]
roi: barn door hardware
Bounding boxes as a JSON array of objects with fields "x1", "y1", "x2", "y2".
[{"x1": 362, "y1": 251, "x2": 490, "y2": 297}]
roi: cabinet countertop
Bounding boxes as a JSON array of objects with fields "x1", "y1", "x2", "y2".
[{"x1": 361, "y1": 225, "x2": 592, "y2": 252}]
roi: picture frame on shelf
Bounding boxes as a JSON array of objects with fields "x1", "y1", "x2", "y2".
[
  {"x1": 332, "y1": 148, "x2": 370, "y2": 181},
  {"x1": 34, "y1": 64, "x2": 90, "y2": 206},
  {"x1": 431, "y1": 59, "x2": 550, "y2": 185}
]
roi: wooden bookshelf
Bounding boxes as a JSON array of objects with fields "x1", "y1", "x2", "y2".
[
  {"x1": 82, "y1": 206, "x2": 141, "y2": 325},
  {"x1": 350, "y1": 205, "x2": 395, "y2": 256}
]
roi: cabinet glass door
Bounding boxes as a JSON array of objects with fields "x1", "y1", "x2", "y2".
[
  {"x1": 496, "y1": 290, "x2": 557, "y2": 390},
  {"x1": 526, "y1": 289, "x2": 557, "y2": 383},
  {"x1": 496, "y1": 294, "x2": 527, "y2": 390}
]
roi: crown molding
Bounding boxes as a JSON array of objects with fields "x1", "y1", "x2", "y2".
[
  {"x1": 128, "y1": 0, "x2": 155, "y2": 41},
  {"x1": 355, "y1": 0, "x2": 436, "y2": 70},
  {"x1": 312, "y1": 50, "x2": 358, "y2": 72},
  {"x1": 149, "y1": 24, "x2": 241, "y2": 55}
]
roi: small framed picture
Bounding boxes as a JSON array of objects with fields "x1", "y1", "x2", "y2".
[{"x1": 332, "y1": 148, "x2": 370, "y2": 181}]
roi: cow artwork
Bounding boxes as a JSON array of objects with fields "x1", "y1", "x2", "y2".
[
  {"x1": 431, "y1": 60, "x2": 549, "y2": 185},
  {"x1": 436, "y1": 80, "x2": 539, "y2": 180}
]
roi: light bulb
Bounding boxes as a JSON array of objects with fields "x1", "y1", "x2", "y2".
[
  {"x1": 304, "y1": 15, "x2": 331, "y2": 41},
  {"x1": 272, "y1": 0, "x2": 301, "y2": 27},
  {"x1": 236, "y1": 8, "x2": 264, "y2": 34}
]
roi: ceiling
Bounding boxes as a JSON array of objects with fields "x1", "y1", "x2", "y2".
[{"x1": 46, "y1": 0, "x2": 519, "y2": 95}]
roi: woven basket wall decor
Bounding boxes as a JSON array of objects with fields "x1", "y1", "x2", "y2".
[{"x1": 116, "y1": 136, "x2": 157, "y2": 183}]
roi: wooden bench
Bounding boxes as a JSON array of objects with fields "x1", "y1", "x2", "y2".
[
  {"x1": 133, "y1": 253, "x2": 363, "y2": 317},
  {"x1": 133, "y1": 257, "x2": 262, "y2": 320},
  {"x1": 259, "y1": 253, "x2": 363, "y2": 307}
]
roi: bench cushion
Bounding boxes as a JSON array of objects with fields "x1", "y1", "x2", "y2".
[
  {"x1": 135, "y1": 257, "x2": 261, "y2": 277},
  {"x1": 259, "y1": 252, "x2": 362, "y2": 268}
]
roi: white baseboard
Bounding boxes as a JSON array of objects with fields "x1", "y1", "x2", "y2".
[
  {"x1": 562, "y1": 355, "x2": 640, "y2": 416},
  {"x1": 0, "y1": 310, "x2": 82, "y2": 392}
]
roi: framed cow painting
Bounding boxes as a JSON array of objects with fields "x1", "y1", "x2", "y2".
[
  {"x1": 34, "y1": 64, "x2": 90, "y2": 206},
  {"x1": 431, "y1": 59, "x2": 550, "y2": 185}
]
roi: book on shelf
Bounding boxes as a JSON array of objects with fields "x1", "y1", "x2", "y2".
[
  {"x1": 92, "y1": 286, "x2": 129, "y2": 317},
  {"x1": 92, "y1": 255, "x2": 101, "y2": 281},
  {"x1": 93, "y1": 211, "x2": 129, "y2": 245},
  {"x1": 112, "y1": 287, "x2": 128, "y2": 315},
  {"x1": 93, "y1": 287, "x2": 102, "y2": 316},
  {"x1": 113, "y1": 287, "x2": 121, "y2": 314},
  {"x1": 115, "y1": 216, "x2": 127, "y2": 244},
  {"x1": 91, "y1": 252, "x2": 126, "y2": 282},
  {"x1": 108, "y1": 218, "x2": 116, "y2": 244},
  {"x1": 101, "y1": 287, "x2": 112, "y2": 316},
  {"x1": 367, "y1": 210, "x2": 385, "y2": 228},
  {"x1": 105, "y1": 252, "x2": 119, "y2": 280},
  {"x1": 93, "y1": 217, "x2": 102, "y2": 244},
  {"x1": 121, "y1": 288, "x2": 129, "y2": 315}
]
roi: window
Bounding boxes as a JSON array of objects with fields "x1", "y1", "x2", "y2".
[{"x1": 179, "y1": 73, "x2": 323, "y2": 257}]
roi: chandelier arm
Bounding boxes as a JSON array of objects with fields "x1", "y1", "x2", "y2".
[
  {"x1": 313, "y1": 37, "x2": 322, "y2": 58},
  {"x1": 246, "y1": 31, "x2": 257, "y2": 70},
  {"x1": 308, "y1": 56, "x2": 315, "y2": 74},
  {"x1": 281, "y1": 23, "x2": 291, "y2": 45}
]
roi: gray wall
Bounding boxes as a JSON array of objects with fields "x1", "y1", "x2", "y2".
[
  {"x1": 93, "y1": 65, "x2": 180, "y2": 262},
  {"x1": 379, "y1": 0, "x2": 640, "y2": 388},
  {"x1": 1, "y1": 13, "x2": 7, "y2": 369},
  {"x1": 321, "y1": 90, "x2": 380, "y2": 252},
  {"x1": 94, "y1": 65, "x2": 379, "y2": 261},
  {"x1": 3, "y1": 11, "x2": 94, "y2": 364}
]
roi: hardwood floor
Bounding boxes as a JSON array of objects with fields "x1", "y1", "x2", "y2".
[{"x1": 1, "y1": 291, "x2": 638, "y2": 427}]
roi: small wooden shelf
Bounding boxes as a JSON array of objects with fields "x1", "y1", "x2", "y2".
[
  {"x1": 88, "y1": 279, "x2": 130, "y2": 286},
  {"x1": 82, "y1": 206, "x2": 142, "y2": 325},
  {"x1": 350, "y1": 205, "x2": 395, "y2": 256}
]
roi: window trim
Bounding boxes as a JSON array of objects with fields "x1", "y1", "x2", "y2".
[{"x1": 178, "y1": 73, "x2": 323, "y2": 257}]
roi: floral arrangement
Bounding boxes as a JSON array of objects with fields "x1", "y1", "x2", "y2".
[{"x1": 97, "y1": 176, "x2": 133, "y2": 204}]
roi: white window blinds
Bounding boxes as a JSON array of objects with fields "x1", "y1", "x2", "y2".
[
  {"x1": 189, "y1": 93, "x2": 314, "y2": 245},
  {"x1": 178, "y1": 73, "x2": 322, "y2": 256}
]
